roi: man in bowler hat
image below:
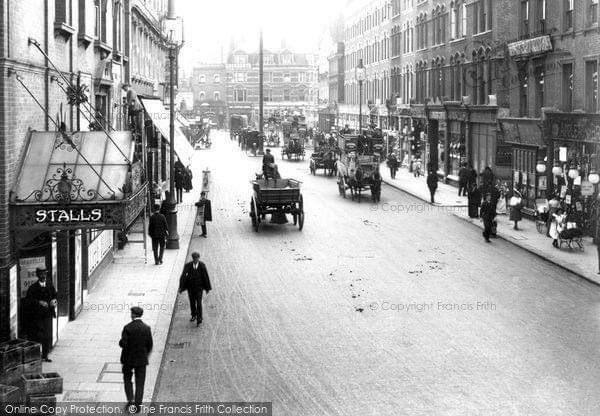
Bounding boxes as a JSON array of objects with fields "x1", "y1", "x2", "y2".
[
  {"x1": 25, "y1": 266, "x2": 57, "y2": 362},
  {"x1": 195, "y1": 192, "x2": 212, "y2": 238},
  {"x1": 119, "y1": 306, "x2": 153, "y2": 413},
  {"x1": 179, "y1": 252, "x2": 212, "y2": 326}
]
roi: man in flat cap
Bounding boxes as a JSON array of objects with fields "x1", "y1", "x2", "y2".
[
  {"x1": 25, "y1": 266, "x2": 57, "y2": 362},
  {"x1": 119, "y1": 306, "x2": 153, "y2": 414}
]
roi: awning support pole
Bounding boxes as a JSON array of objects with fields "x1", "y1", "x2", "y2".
[
  {"x1": 28, "y1": 37, "x2": 131, "y2": 165},
  {"x1": 11, "y1": 71, "x2": 118, "y2": 197}
]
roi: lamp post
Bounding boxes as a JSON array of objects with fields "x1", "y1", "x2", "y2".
[
  {"x1": 355, "y1": 59, "x2": 366, "y2": 134},
  {"x1": 165, "y1": 0, "x2": 183, "y2": 250}
]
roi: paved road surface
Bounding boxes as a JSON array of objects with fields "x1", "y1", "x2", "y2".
[{"x1": 154, "y1": 131, "x2": 600, "y2": 415}]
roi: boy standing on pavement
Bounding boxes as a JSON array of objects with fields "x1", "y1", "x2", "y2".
[{"x1": 195, "y1": 192, "x2": 212, "y2": 238}]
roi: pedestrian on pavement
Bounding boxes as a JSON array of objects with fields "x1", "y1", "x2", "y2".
[
  {"x1": 25, "y1": 266, "x2": 57, "y2": 362},
  {"x1": 508, "y1": 188, "x2": 523, "y2": 230},
  {"x1": 148, "y1": 204, "x2": 168, "y2": 265},
  {"x1": 119, "y1": 306, "x2": 153, "y2": 414},
  {"x1": 467, "y1": 183, "x2": 481, "y2": 218},
  {"x1": 195, "y1": 191, "x2": 212, "y2": 238},
  {"x1": 546, "y1": 196, "x2": 561, "y2": 237},
  {"x1": 387, "y1": 153, "x2": 398, "y2": 180},
  {"x1": 550, "y1": 208, "x2": 567, "y2": 248},
  {"x1": 426, "y1": 169, "x2": 438, "y2": 204},
  {"x1": 174, "y1": 167, "x2": 185, "y2": 204},
  {"x1": 179, "y1": 252, "x2": 212, "y2": 326},
  {"x1": 467, "y1": 164, "x2": 477, "y2": 189},
  {"x1": 480, "y1": 193, "x2": 495, "y2": 243},
  {"x1": 183, "y1": 166, "x2": 193, "y2": 193},
  {"x1": 458, "y1": 163, "x2": 469, "y2": 196},
  {"x1": 482, "y1": 166, "x2": 495, "y2": 188}
]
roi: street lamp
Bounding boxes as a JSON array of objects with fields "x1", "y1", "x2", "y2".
[
  {"x1": 536, "y1": 160, "x2": 546, "y2": 174},
  {"x1": 165, "y1": 0, "x2": 184, "y2": 250},
  {"x1": 568, "y1": 166, "x2": 579, "y2": 180},
  {"x1": 355, "y1": 59, "x2": 366, "y2": 134},
  {"x1": 589, "y1": 170, "x2": 600, "y2": 185}
]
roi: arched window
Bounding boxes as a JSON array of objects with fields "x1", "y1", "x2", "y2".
[{"x1": 199, "y1": 75, "x2": 206, "y2": 83}]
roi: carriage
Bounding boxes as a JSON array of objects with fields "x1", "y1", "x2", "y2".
[
  {"x1": 230, "y1": 114, "x2": 248, "y2": 141},
  {"x1": 249, "y1": 178, "x2": 305, "y2": 232},
  {"x1": 242, "y1": 130, "x2": 264, "y2": 156},
  {"x1": 309, "y1": 137, "x2": 337, "y2": 176},
  {"x1": 336, "y1": 132, "x2": 384, "y2": 202},
  {"x1": 281, "y1": 120, "x2": 306, "y2": 160}
]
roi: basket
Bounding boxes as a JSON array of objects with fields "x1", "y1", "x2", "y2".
[{"x1": 20, "y1": 373, "x2": 63, "y2": 396}]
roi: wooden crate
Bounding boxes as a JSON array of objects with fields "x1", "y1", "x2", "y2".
[
  {"x1": 0, "y1": 384, "x2": 21, "y2": 403},
  {"x1": 0, "y1": 345, "x2": 23, "y2": 372},
  {"x1": 0, "y1": 365, "x2": 23, "y2": 386},
  {"x1": 22, "y1": 360, "x2": 42, "y2": 376},
  {"x1": 7, "y1": 340, "x2": 41, "y2": 364},
  {"x1": 21, "y1": 373, "x2": 63, "y2": 396},
  {"x1": 27, "y1": 395, "x2": 57, "y2": 414}
]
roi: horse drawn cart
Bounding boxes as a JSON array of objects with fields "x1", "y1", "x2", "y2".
[
  {"x1": 249, "y1": 179, "x2": 305, "y2": 232},
  {"x1": 336, "y1": 133, "x2": 383, "y2": 202},
  {"x1": 281, "y1": 120, "x2": 306, "y2": 160},
  {"x1": 242, "y1": 130, "x2": 265, "y2": 156}
]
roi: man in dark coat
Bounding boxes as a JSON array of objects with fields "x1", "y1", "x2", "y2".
[
  {"x1": 174, "y1": 168, "x2": 185, "y2": 203},
  {"x1": 179, "y1": 252, "x2": 212, "y2": 326},
  {"x1": 426, "y1": 170, "x2": 438, "y2": 204},
  {"x1": 119, "y1": 306, "x2": 153, "y2": 413},
  {"x1": 480, "y1": 193, "x2": 495, "y2": 243},
  {"x1": 387, "y1": 153, "x2": 399, "y2": 179},
  {"x1": 195, "y1": 192, "x2": 212, "y2": 238},
  {"x1": 458, "y1": 163, "x2": 469, "y2": 196},
  {"x1": 25, "y1": 266, "x2": 57, "y2": 362},
  {"x1": 467, "y1": 164, "x2": 477, "y2": 188},
  {"x1": 467, "y1": 183, "x2": 481, "y2": 218},
  {"x1": 262, "y1": 149, "x2": 275, "y2": 181},
  {"x1": 148, "y1": 204, "x2": 168, "y2": 265}
]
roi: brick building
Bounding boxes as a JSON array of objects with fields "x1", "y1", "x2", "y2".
[
  {"x1": 190, "y1": 64, "x2": 228, "y2": 126},
  {"x1": 0, "y1": 0, "x2": 171, "y2": 341},
  {"x1": 340, "y1": 0, "x2": 393, "y2": 129},
  {"x1": 224, "y1": 47, "x2": 319, "y2": 126}
]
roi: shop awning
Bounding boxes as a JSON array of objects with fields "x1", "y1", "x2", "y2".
[
  {"x1": 140, "y1": 98, "x2": 194, "y2": 165},
  {"x1": 499, "y1": 118, "x2": 544, "y2": 147},
  {"x1": 11, "y1": 131, "x2": 147, "y2": 231}
]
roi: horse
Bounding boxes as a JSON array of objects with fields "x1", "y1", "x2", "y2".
[
  {"x1": 324, "y1": 151, "x2": 337, "y2": 177},
  {"x1": 349, "y1": 167, "x2": 364, "y2": 202}
]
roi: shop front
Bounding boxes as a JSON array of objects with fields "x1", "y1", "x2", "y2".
[
  {"x1": 10, "y1": 130, "x2": 147, "y2": 346},
  {"x1": 499, "y1": 118, "x2": 545, "y2": 214},
  {"x1": 544, "y1": 112, "x2": 600, "y2": 235}
]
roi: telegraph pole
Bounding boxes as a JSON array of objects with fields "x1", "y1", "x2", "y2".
[{"x1": 259, "y1": 28, "x2": 264, "y2": 134}]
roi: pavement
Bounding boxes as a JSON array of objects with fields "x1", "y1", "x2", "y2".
[
  {"x1": 153, "y1": 132, "x2": 600, "y2": 415},
  {"x1": 380, "y1": 164, "x2": 600, "y2": 286},
  {"x1": 43, "y1": 147, "x2": 207, "y2": 403}
]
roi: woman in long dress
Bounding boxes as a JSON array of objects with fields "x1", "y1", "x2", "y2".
[{"x1": 549, "y1": 208, "x2": 566, "y2": 248}]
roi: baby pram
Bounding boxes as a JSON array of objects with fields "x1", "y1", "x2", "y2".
[{"x1": 558, "y1": 226, "x2": 584, "y2": 251}]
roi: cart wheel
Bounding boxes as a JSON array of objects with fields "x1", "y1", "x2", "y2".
[
  {"x1": 298, "y1": 208, "x2": 304, "y2": 231},
  {"x1": 293, "y1": 214, "x2": 298, "y2": 225},
  {"x1": 251, "y1": 198, "x2": 259, "y2": 232},
  {"x1": 338, "y1": 177, "x2": 346, "y2": 198}
]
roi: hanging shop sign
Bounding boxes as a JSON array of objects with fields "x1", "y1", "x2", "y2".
[
  {"x1": 581, "y1": 181, "x2": 595, "y2": 196},
  {"x1": 508, "y1": 36, "x2": 552, "y2": 58}
]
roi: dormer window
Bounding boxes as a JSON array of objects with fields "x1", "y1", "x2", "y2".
[{"x1": 281, "y1": 53, "x2": 293, "y2": 65}]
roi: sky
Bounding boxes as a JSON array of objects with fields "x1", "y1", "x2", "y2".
[{"x1": 177, "y1": 0, "x2": 346, "y2": 72}]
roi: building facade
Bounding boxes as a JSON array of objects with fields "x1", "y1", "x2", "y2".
[
  {"x1": 340, "y1": 0, "x2": 393, "y2": 129},
  {"x1": 0, "y1": 0, "x2": 170, "y2": 341},
  {"x1": 189, "y1": 64, "x2": 228, "y2": 126},
  {"x1": 224, "y1": 48, "x2": 319, "y2": 126}
]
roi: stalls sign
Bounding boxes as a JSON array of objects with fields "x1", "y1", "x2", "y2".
[{"x1": 35, "y1": 208, "x2": 103, "y2": 224}]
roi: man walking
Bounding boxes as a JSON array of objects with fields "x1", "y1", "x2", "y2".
[
  {"x1": 179, "y1": 252, "x2": 212, "y2": 326},
  {"x1": 195, "y1": 191, "x2": 212, "y2": 238},
  {"x1": 387, "y1": 153, "x2": 398, "y2": 180},
  {"x1": 148, "y1": 204, "x2": 168, "y2": 265},
  {"x1": 480, "y1": 193, "x2": 495, "y2": 243},
  {"x1": 119, "y1": 306, "x2": 153, "y2": 414},
  {"x1": 25, "y1": 266, "x2": 57, "y2": 362},
  {"x1": 426, "y1": 169, "x2": 438, "y2": 204}
]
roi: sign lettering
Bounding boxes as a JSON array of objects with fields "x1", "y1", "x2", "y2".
[
  {"x1": 35, "y1": 208, "x2": 103, "y2": 224},
  {"x1": 508, "y1": 35, "x2": 552, "y2": 57}
]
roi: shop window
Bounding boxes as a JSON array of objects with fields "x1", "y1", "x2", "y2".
[{"x1": 586, "y1": 60, "x2": 598, "y2": 113}]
